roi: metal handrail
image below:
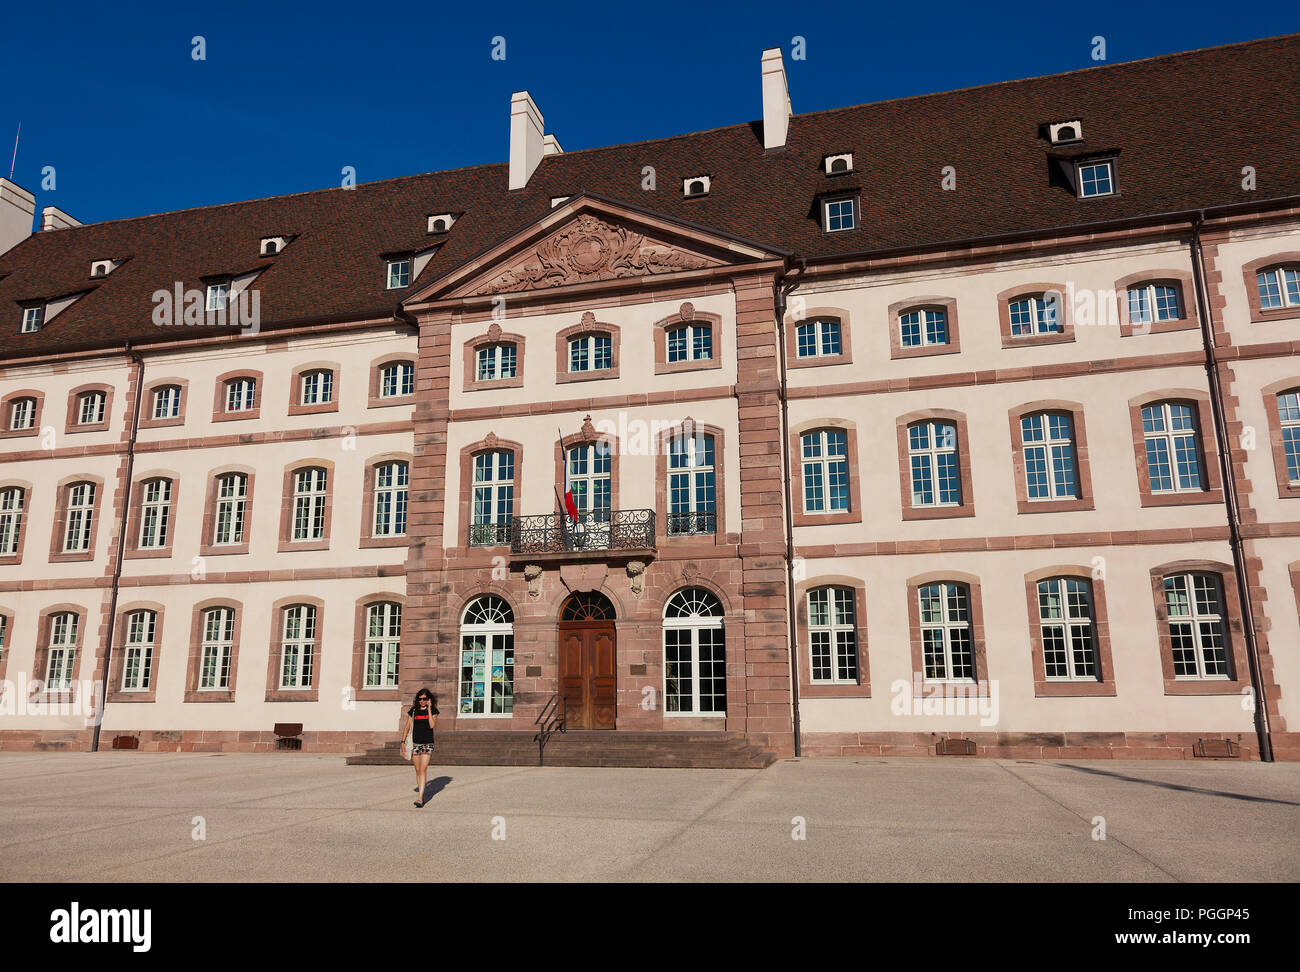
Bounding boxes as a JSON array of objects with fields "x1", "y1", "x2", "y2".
[{"x1": 532, "y1": 693, "x2": 567, "y2": 767}]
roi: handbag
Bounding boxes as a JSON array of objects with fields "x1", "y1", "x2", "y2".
[{"x1": 401, "y1": 724, "x2": 413, "y2": 761}]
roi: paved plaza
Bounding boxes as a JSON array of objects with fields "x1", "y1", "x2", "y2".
[{"x1": 2, "y1": 753, "x2": 1297, "y2": 882}]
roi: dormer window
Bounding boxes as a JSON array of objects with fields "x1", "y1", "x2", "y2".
[
  {"x1": 1048, "y1": 120, "x2": 1083, "y2": 144},
  {"x1": 1077, "y1": 159, "x2": 1116, "y2": 198},
  {"x1": 260, "y1": 236, "x2": 291, "y2": 256},
  {"x1": 386, "y1": 257, "x2": 411, "y2": 290},
  {"x1": 427, "y1": 214, "x2": 456, "y2": 234},
  {"x1": 90, "y1": 259, "x2": 121, "y2": 279},
  {"x1": 206, "y1": 282, "x2": 230, "y2": 311},
  {"x1": 683, "y1": 176, "x2": 711, "y2": 198},
  {"x1": 824, "y1": 153, "x2": 853, "y2": 175},
  {"x1": 20, "y1": 306, "x2": 43, "y2": 333},
  {"x1": 822, "y1": 195, "x2": 857, "y2": 233}
]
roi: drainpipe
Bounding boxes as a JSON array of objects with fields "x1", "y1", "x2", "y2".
[
  {"x1": 91, "y1": 343, "x2": 144, "y2": 753},
  {"x1": 774, "y1": 260, "x2": 806, "y2": 756},
  {"x1": 1187, "y1": 216, "x2": 1273, "y2": 762}
]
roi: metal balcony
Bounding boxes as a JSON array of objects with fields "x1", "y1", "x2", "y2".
[{"x1": 508, "y1": 509, "x2": 655, "y2": 558}]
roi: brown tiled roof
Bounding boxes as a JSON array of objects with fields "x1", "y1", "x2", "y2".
[{"x1": 3, "y1": 33, "x2": 1298, "y2": 360}]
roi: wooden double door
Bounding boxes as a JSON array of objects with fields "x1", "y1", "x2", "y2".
[{"x1": 558, "y1": 620, "x2": 616, "y2": 729}]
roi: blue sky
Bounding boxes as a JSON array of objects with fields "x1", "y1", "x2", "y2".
[{"x1": 1, "y1": 0, "x2": 1294, "y2": 226}]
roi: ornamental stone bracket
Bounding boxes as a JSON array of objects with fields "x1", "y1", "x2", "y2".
[
  {"x1": 626, "y1": 560, "x2": 646, "y2": 597},
  {"x1": 523, "y1": 563, "x2": 543, "y2": 599}
]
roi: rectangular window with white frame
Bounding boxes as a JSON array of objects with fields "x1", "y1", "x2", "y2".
[
  {"x1": 822, "y1": 195, "x2": 856, "y2": 232},
  {"x1": 63, "y1": 482, "x2": 96, "y2": 552},
  {"x1": 121, "y1": 609, "x2": 156, "y2": 691},
  {"x1": 1142, "y1": 402, "x2": 1204, "y2": 493},
  {"x1": 808, "y1": 586, "x2": 859, "y2": 683},
  {"x1": 199, "y1": 607, "x2": 235, "y2": 689},
  {"x1": 1076, "y1": 159, "x2": 1116, "y2": 198},
  {"x1": 138, "y1": 478, "x2": 172, "y2": 549},
  {"x1": 279, "y1": 604, "x2": 316, "y2": 689},
  {"x1": 46, "y1": 612, "x2": 79, "y2": 690},
  {"x1": 1037, "y1": 577, "x2": 1096, "y2": 680}
]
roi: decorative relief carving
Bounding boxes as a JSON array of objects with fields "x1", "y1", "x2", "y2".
[
  {"x1": 626, "y1": 560, "x2": 646, "y2": 597},
  {"x1": 486, "y1": 322, "x2": 502, "y2": 341},
  {"x1": 580, "y1": 414, "x2": 596, "y2": 439},
  {"x1": 472, "y1": 215, "x2": 716, "y2": 295},
  {"x1": 524, "y1": 564, "x2": 543, "y2": 599},
  {"x1": 484, "y1": 430, "x2": 499, "y2": 448},
  {"x1": 680, "y1": 301, "x2": 695, "y2": 320}
]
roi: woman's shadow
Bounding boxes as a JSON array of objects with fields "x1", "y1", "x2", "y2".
[{"x1": 416, "y1": 776, "x2": 453, "y2": 806}]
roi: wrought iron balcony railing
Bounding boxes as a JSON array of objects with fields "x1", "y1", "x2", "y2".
[
  {"x1": 468, "y1": 522, "x2": 513, "y2": 547},
  {"x1": 665, "y1": 511, "x2": 717, "y2": 537},
  {"x1": 509, "y1": 509, "x2": 655, "y2": 555}
]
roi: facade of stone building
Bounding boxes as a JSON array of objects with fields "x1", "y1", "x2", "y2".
[{"x1": 1, "y1": 36, "x2": 1299, "y2": 760}]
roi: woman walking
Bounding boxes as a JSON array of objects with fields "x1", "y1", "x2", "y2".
[{"x1": 401, "y1": 688, "x2": 439, "y2": 807}]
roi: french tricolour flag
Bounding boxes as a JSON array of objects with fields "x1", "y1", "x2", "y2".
[{"x1": 560, "y1": 429, "x2": 579, "y2": 522}]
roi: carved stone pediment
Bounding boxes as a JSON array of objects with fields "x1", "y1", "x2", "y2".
[{"x1": 470, "y1": 214, "x2": 720, "y2": 296}]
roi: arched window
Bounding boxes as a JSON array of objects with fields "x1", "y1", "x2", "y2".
[
  {"x1": 1141, "y1": 401, "x2": 1204, "y2": 493},
  {"x1": 213, "y1": 473, "x2": 248, "y2": 545},
  {"x1": 122, "y1": 609, "x2": 157, "y2": 691},
  {"x1": 1256, "y1": 265, "x2": 1300, "y2": 309},
  {"x1": 1008, "y1": 293, "x2": 1061, "y2": 336},
  {"x1": 666, "y1": 322, "x2": 712, "y2": 363},
  {"x1": 566, "y1": 441, "x2": 612, "y2": 532},
  {"x1": 568, "y1": 333, "x2": 613, "y2": 373},
  {"x1": 899, "y1": 307, "x2": 948, "y2": 348},
  {"x1": 152, "y1": 385, "x2": 181, "y2": 420},
  {"x1": 199, "y1": 606, "x2": 235, "y2": 690},
  {"x1": 364, "y1": 602, "x2": 401, "y2": 689},
  {"x1": 279, "y1": 604, "x2": 317, "y2": 689},
  {"x1": 0, "y1": 486, "x2": 24, "y2": 556},
  {"x1": 667, "y1": 432, "x2": 716, "y2": 535},
  {"x1": 808, "y1": 586, "x2": 858, "y2": 683},
  {"x1": 290, "y1": 467, "x2": 328, "y2": 541},
  {"x1": 917, "y1": 581, "x2": 973, "y2": 681},
  {"x1": 795, "y1": 318, "x2": 841, "y2": 358},
  {"x1": 9, "y1": 396, "x2": 36, "y2": 431},
  {"x1": 63, "y1": 481, "x2": 96, "y2": 553},
  {"x1": 476, "y1": 343, "x2": 517, "y2": 381},
  {"x1": 300, "y1": 369, "x2": 334, "y2": 406},
  {"x1": 76, "y1": 390, "x2": 107, "y2": 426},
  {"x1": 663, "y1": 587, "x2": 726, "y2": 714},
  {"x1": 907, "y1": 421, "x2": 961, "y2": 507},
  {"x1": 1019, "y1": 412, "x2": 1077, "y2": 500},
  {"x1": 470, "y1": 451, "x2": 515, "y2": 546},
  {"x1": 46, "y1": 611, "x2": 80, "y2": 689},
  {"x1": 224, "y1": 376, "x2": 257, "y2": 413},
  {"x1": 560, "y1": 591, "x2": 615, "y2": 620},
  {"x1": 1036, "y1": 577, "x2": 1096, "y2": 680},
  {"x1": 459, "y1": 595, "x2": 514, "y2": 715},
  {"x1": 1126, "y1": 281, "x2": 1183, "y2": 324},
  {"x1": 1276, "y1": 390, "x2": 1300, "y2": 485},
  {"x1": 379, "y1": 361, "x2": 415, "y2": 398},
  {"x1": 1163, "y1": 573, "x2": 1230, "y2": 679},
  {"x1": 373, "y1": 461, "x2": 409, "y2": 537},
  {"x1": 138, "y1": 478, "x2": 173, "y2": 549}
]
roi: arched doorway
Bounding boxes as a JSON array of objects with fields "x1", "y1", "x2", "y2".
[{"x1": 558, "y1": 591, "x2": 616, "y2": 729}]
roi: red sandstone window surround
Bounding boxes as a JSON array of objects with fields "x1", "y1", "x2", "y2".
[
  {"x1": 1148, "y1": 561, "x2": 1251, "y2": 696},
  {"x1": 459, "y1": 436, "x2": 523, "y2": 550},
  {"x1": 140, "y1": 379, "x2": 188, "y2": 429},
  {"x1": 654, "y1": 420, "x2": 729, "y2": 546},
  {"x1": 288, "y1": 364, "x2": 340, "y2": 416},
  {"x1": 125, "y1": 474, "x2": 179, "y2": 559},
  {"x1": 48, "y1": 476, "x2": 104, "y2": 564},
  {"x1": 212, "y1": 370, "x2": 262, "y2": 422},
  {"x1": 996, "y1": 283, "x2": 1075, "y2": 347},
  {"x1": 350, "y1": 595, "x2": 405, "y2": 702},
  {"x1": 888, "y1": 297, "x2": 960, "y2": 359},
  {"x1": 785, "y1": 308, "x2": 852, "y2": 369},
  {"x1": 184, "y1": 599, "x2": 242, "y2": 702},
  {"x1": 0, "y1": 482, "x2": 30, "y2": 566},
  {"x1": 64, "y1": 383, "x2": 113, "y2": 433},
  {"x1": 653, "y1": 303, "x2": 723, "y2": 375},
  {"x1": 200, "y1": 468, "x2": 255, "y2": 557},
  {"x1": 1241, "y1": 252, "x2": 1300, "y2": 324},
  {"x1": 906, "y1": 572, "x2": 989, "y2": 690},
  {"x1": 789, "y1": 422, "x2": 861, "y2": 527},
  {"x1": 0, "y1": 390, "x2": 43, "y2": 439},
  {"x1": 368, "y1": 355, "x2": 417, "y2": 407},
  {"x1": 797, "y1": 577, "x2": 870, "y2": 699},
  {"x1": 361, "y1": 454, "x2": 412, "y2": 549},
  {"x1": 895, "y1": 409, "x2": 975, "y2": 520},
  {"x1": 464, "y1": 325, "x2": 526, "y2": 391},
  {"x1": 1023, "y1": 567, "x2": 1115, "y2": 697},
  {"x1": 1262, "y1": 378, "x2": 1300, "y2": 499},
  {"x1": 31, "y1": 605, "x2": 86, "y2": 703},
  {"x1": 265, "y1": 596, "x2": 324, "y2": 702},
  {"x1": 106, "y1": 603, "x2": 166, "y2": 703},
  {"x1": 1127, "y1": 392, "x2": 1224, "y2": 507},
  {"x1": 1113, "y1": 269, "x2": 1198, "y2": 336},
  {"x1": 277, "y1": 461, "x2": 334, "y2": 552},
  {"x1": 0, "y1": 609, "x2": 12, "y2": 683},
  {"x1": 555, "y1": 315, "x2": 621, "y2": 385},
  {"x1": 1007, "y1": 402, "x2": 1095, "y2": 514}
]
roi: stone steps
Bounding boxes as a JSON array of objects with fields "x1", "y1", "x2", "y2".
[{"x1": 345, "y1": 730, "x2": 776, "y2": 769}]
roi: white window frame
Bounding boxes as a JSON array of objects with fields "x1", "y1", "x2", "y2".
[
  {"x1": 1126, "y1": 282, "x2": 1183, "y2": 324},
  {"x1": 152, "y1": 385, "x2": 181, "y2": 421},
  {"x1": 567, "y1": 333, "x2": 613, "y2": 373},
  {"x1": 0, "y1": 486, "x2": 24, "y2": 556},
  {"x1": 475, "y1": 343, "x2": 517, "y2": 381},
  {"x1": 898, "y1": 307, "x2": 948, "y2": 348},
  {"x1": 21, "y1": 306, "x2": 43, "y2": 333},
  {"x1": 908, "y1": 421, "x2": 961, "y2": 508},
  {"x1": 279, "y1": 604, "x2": 317, "y2": 690},
  {"x1": 199, "y1": 606, "x2": 235, "y2": 690},
  {"x1": 225, "y1": 377, "x2": 256, "y2": 413},
  {"x1": 10, "y1": 397, "x2": 35, "y2": 430},
  {"x1": 1142, "y1": 401, "x2": 1203, "y2": 494},
  {"x1": 46, "y1": 611, "x2": 79, "y2": 690},
  {"x1": 77, "y1": 390, "x2": 106, "y2": 426},
  {"x1": 1256, "y1": 266, "x2": 1300, "y2": 309},
  {"x1": 458, "y1": 596, "x2": 515, "y2": 717},
  {"x1": 121, "y1": 609, "x2": 156, "y2": 692},
  {"x1": 917, "y1": 582, "x2": 974, "y2": 682},
  {"x1": 807, "y1": 586, "x2": 859, "y2": 684},
  {"x1": 364, "y1": 602, "x2": 401, "y2": 689},
  {"x1": 1037, "y1": 577, "x2": 1096, "y2": 681},
  {"x1": 663, "y1": 588, "x2": 726, "y2": 716},
  {"x1": 386, "y1": 258, "x2": 411, "y2": 290},
  {"x1": 1278, "y1": 390, "x2": 1300, "y2": 485},
  {"x1": 205, "y1": 282, "x2": 229, "y2": 311},
  {"x1": 470, "y1": 451, "x2": 515, "y2": 546},
  {"x1": 300, "y1": 370, "x2": 333, "y2": 406},
  {"x1": 1076, "y1": 159, "x2": 1116, "y2": 198},
  {"x1": 667, "y1": 434, "x2": 717, "y2": 536},
  {"x1": 823, "y1": 195, "x2": 856, "y2": 232},
  {"x1": 63, "y1": 481, "x2": 96, "y2": 553},
  {"x1": 1164, "y1": 573, "x2": 1231, "y2": 680},
  {"x1": 291, "y1": 467, "x2": 328, "y2": 542},
  {"x1": 1020, "y1": 412, "x2": 1077, "y2": 501},
  {"x1": 800, "y1": 429, "x2": 849, "y2": 514},
  {"x1": 794, "y1": 318, "x2": 842, "y2": 358},
  {"x1": 372, "y1": 461, "x2": 409, "y2": 537},
  {"x1": 1008, "y1": 293, "x2": 1062, "y2": 336},
  {"x1": 379, "y1": 361, "x2": 414, "y2": 398},
  {"x1": 666, "y1": 323, "x2": 713, "y2": 363},
  {"x1": 212, "y1": 473, "x2": 248, "y2": 546},
  {"x1": 138, "y1": 478, "x2": 172, "y2": 549}
]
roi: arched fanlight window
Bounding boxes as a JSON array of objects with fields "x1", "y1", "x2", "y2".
[
  {"x1": 662, "y1": 587, "x2": 725, "y2": 715},
  {"x1": 460, "y1": 595, "x2": 514, "y2": 715},
  {"x1": 560, "y1": 591, "x2": 615, "y2": 621}
]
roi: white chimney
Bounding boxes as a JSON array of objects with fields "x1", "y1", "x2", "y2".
[
  {"x1": 42, "y1": 205, "x2": 82, "y2": 232},
  {"x1": 509, "y1": 91, "x2": 545, "y2": 191},
  {"x1": 542, "y1": 134, "x2": 564, "y2": 157},
  {"x1": 761, "y1": 47, "x2": 792, "y2": 151},
  {"x1": 0, "y1": 178, "x2": 35, "y2": 255}
]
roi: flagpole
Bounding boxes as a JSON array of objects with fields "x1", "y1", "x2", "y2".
[{"x1": 557, "y1": 427, "x2": 574, "y2": 551}]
